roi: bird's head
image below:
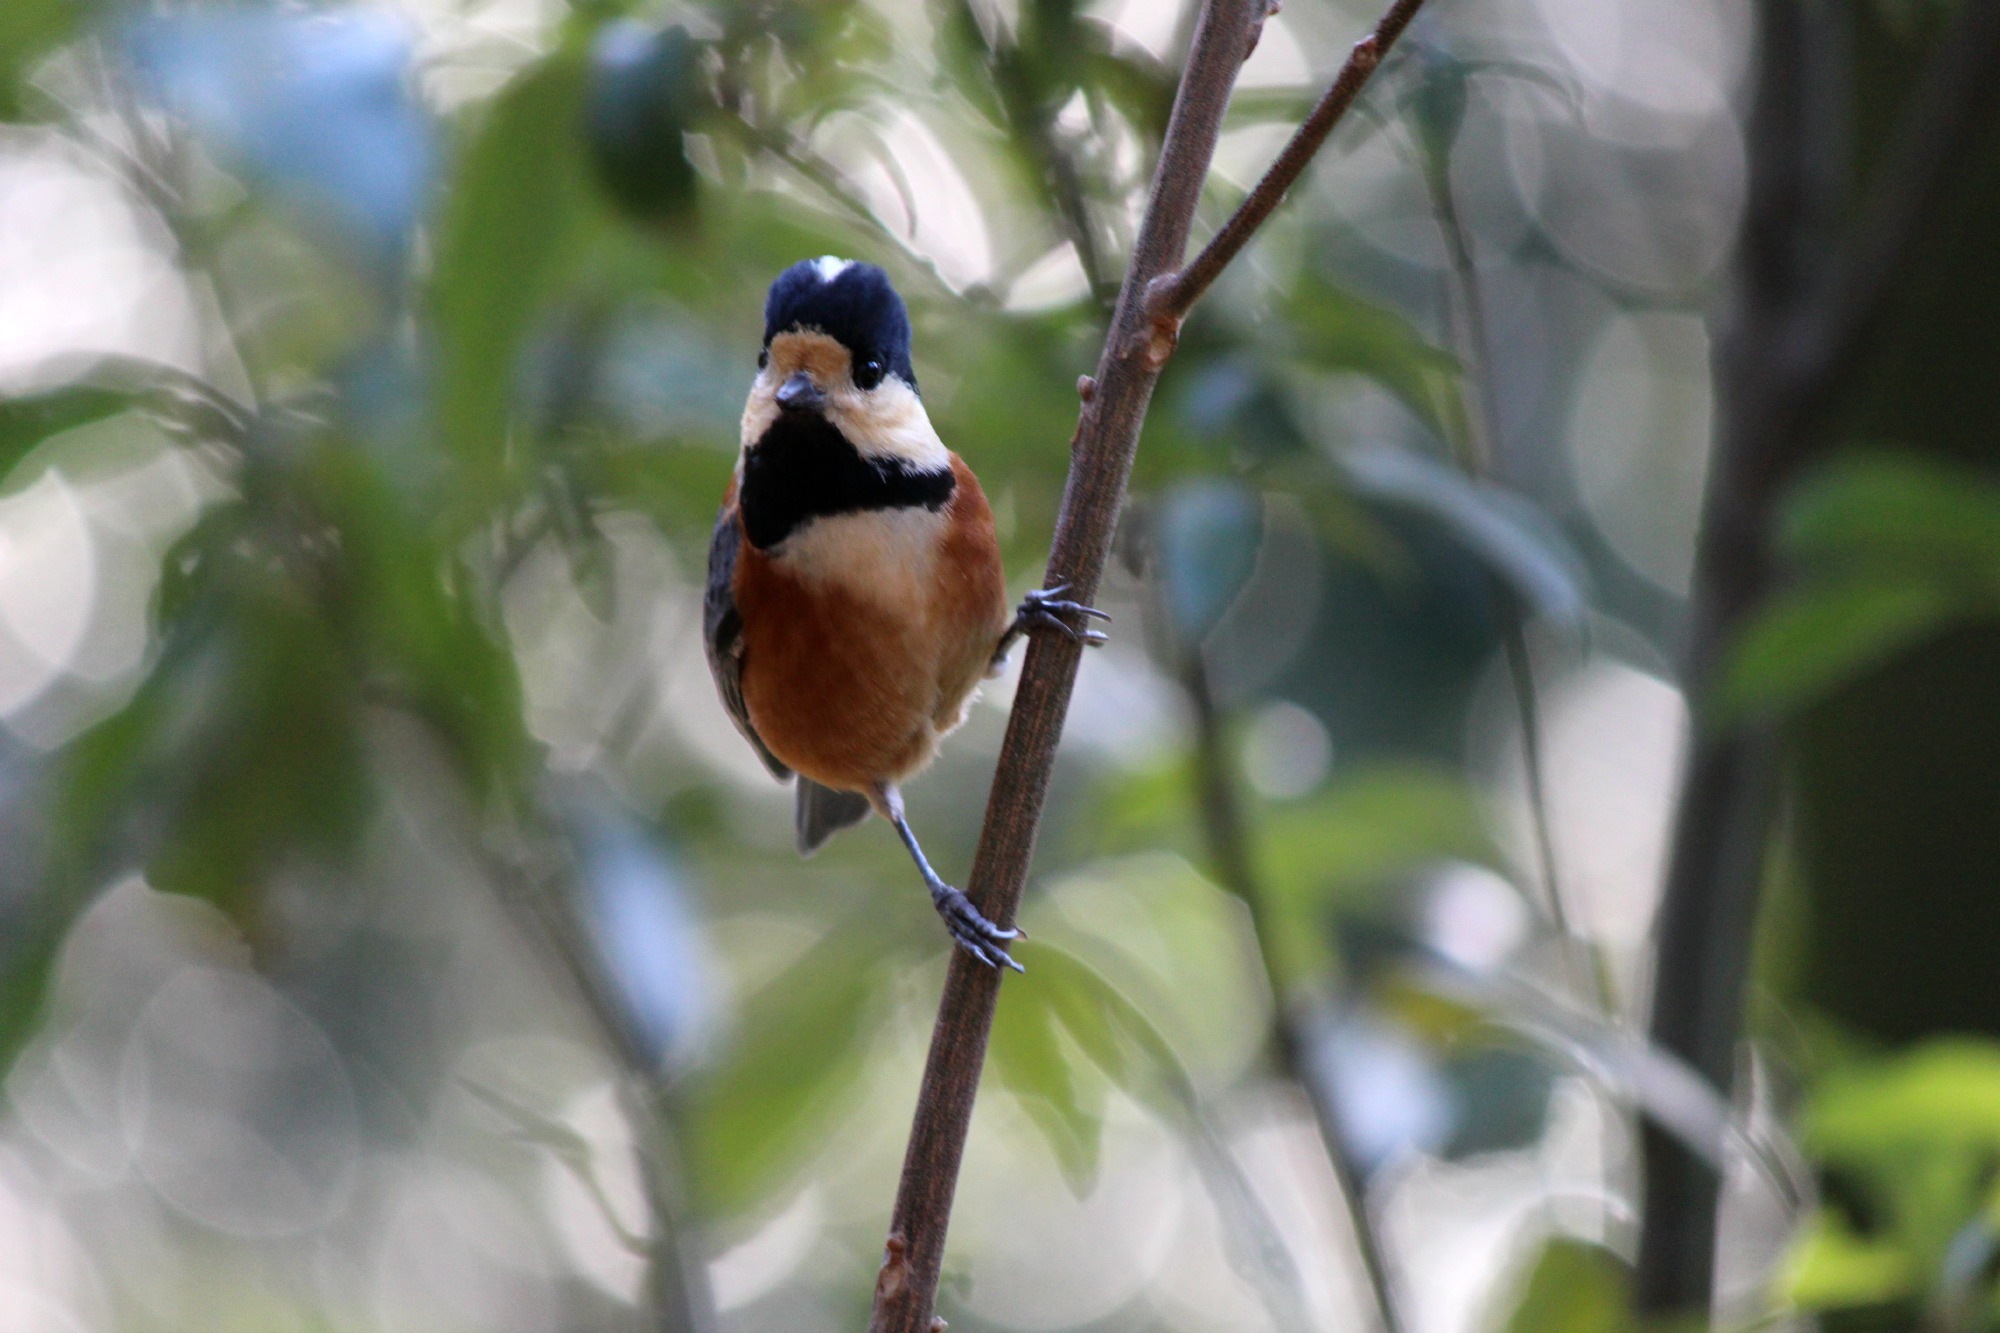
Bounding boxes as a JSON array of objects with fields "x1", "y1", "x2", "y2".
[{"x1": 741, "y1": 258, "x2": 944, "y2": 470}]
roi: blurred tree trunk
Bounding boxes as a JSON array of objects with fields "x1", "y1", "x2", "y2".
[
  {"x1": 1639, "y1": 0, "x2": 2000, "y2": 1316},
  {"x1": 1793, "y1": 5, "x2": 2000, "y2": 1047}
]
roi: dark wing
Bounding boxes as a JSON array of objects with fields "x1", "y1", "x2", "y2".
[{"x1": 704, "y1": 506, "x2": 792, "y2": 781}]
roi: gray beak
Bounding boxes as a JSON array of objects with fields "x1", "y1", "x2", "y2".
[{"x1": 775, "y1": 371, "x2": 827, "y2": 414}]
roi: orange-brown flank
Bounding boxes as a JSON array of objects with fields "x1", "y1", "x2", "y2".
[{"x1": 732, "y1": 454, "x2": 1009, "y2": 791}]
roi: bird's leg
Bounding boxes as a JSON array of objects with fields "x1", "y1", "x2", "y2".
[
  {"x1": 992, "y1": 583, "x2": 1111, "y2": 669},
  {"x1": 873, "y1": 781, "x2": 1023, "y2": 973}
]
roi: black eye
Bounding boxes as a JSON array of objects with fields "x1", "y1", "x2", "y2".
[
  {"x1": 757, "y1": 348, "x2": 769, "y2": 370},
  {"x1": 854, "y1": 356, "x2": 885, "y2": 390}
]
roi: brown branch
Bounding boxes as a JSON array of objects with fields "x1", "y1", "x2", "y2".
[
  {"x1": 1148, "y1": 0, "x2": 1428, "y2": 325},
  {"x1": 868, "y1": 0, "x2": 1248, "y2": 1325},
  {"x1": 866, "y1": 0, "x2": 1427, "y2": 1327}
]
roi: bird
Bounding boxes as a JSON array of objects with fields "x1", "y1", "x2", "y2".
[{"x1": 703, "y1": 257, "x2": 1107, "y2": 971}]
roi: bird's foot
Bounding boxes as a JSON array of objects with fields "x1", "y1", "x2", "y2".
[
  {"x1": 931, "y1": 881, "x2": 1024, "y2": 973},
  {"x1": 1013, "y1": 584, "x2": 1110, "y2": 647}
]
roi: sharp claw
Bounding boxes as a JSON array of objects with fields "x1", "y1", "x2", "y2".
[
  {"x1": 1034, "y1": 597, "x2": 1112, "y2": 622},
  {"x1": 935, "y1": 885, "x2": 1024, "y2": 971},
  {"x1": 1039, "y1": 613, "x2": 1082, "y2": 643},
  {"x1": 1017, "y1": 587, "x2": 1110, "y2": 649}
]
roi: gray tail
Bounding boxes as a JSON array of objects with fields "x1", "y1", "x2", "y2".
[{"x1": 795, "y1": 780, "x2": 872, "y2": 855}]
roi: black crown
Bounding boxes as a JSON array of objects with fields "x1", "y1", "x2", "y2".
[{"x1": 762, "y1": 259, "x2": 917, "y2": 392}]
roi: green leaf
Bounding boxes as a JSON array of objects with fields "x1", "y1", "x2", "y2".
[
  {"x1": 1408, "y1": 51, "x2": 1471, "y2": 163},
  {"x1": 1259, "y1": 765, "x2": 1497, "y2": 988},
  {"x1": 1438, "y1": 1043, "x2": 1556, "y2": 1159},
  {"x1": 0, "y1": 384, "x2": 132, "y2": 484},
  {"x1": 1808, "y1": 1040, "x2": 2000, "y2": 1157},
  {"x1": 303, "y1": 446, "x2": 529, "y2": 798},
  {"x1": 1781, "y1": 451, "x2": 2000, "y2": 574},
  {"x1": 1782, "y1": 1212, "x2": 1917, "y2": 1310},
  {"x1": 1031, "y1": 940, "x2": 1202, "y2": 1113},
  {"x1": 16, "y1": 544, "x2": 370, "y2": 1060},
  {"x1": 1718, "y1": 453, "x2": 2000, "y2": 718},
  {"x1": 1801, "y1": 1041, "x2": 2000, "y2": 1283},
  {"x1": 990, "y1": 976, "x2": 1104, "y2": 1193},
  {"x1": 685, "y1": 931, "x2": 883, "y2": 1214},
  {"x1": 1497, "y1": 1239, "x2": 1636, "y2": 1333},
  {"x1": 139, "y1": 577, "x2": 371, "y2": 916},
  {"x1": 1082, "y1": 46, "x2": 1175, "y2": 144},
  {"x1": 1722, "y1": 579, "x2": 1960, "y2": 719},
  {"x1": 0, "y1": 0, "x2": 82, "y2": 120},
  {"x1": 1342, "y1": 444, "x2": 1587, "y2": 625},
  {"x1": 585, "y1": 22, "x2": 703, "y2": 228},
  {"x1": 990, "y1": 935, "x2": 1223, "y2": 1194},
  {"x1": 1089, "y1": 755, "x2": 1203, "y2": 859},
  {"x1": 431, "y1": 54, "x2": 590, "y2": 505},
  {"x1": 1285, "y1": 275, "x2": 1466, "y2": 447},
  {"x1": 1032, "y1": 854, "x2": 1272, "y2": 1088}
]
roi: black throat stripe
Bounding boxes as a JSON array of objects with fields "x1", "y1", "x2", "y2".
[{"x1": 739, "y1": 412, "x2": 956, "y2": 550}]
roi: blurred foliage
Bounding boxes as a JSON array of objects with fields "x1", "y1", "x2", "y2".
[
  {"x1": 992, "y1": 938, "x2": 1206, "y2": 1195},
  {"x1": 0, "y1": 0, "x2": 1978, "y2": 1328},
  {"x1": 685, "y1": 924, "x2": 888, "y2": 1213},
  {"x1": 1499, "y1": 1239, "x2": 1637, "y2": 1333},
  {"x1": 1785, "y1": 1041, "x2": 2000, "y2": 1330},
  {"x1": 0, "y1": 0, "x2": 86, "y2": 120},
  {"x1": 1727, "y1": 452, "x2": 2000, "y2": 720}
]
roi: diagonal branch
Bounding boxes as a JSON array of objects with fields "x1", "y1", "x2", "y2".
[
  {"x1": 866, "y1": 0, "x2": 1425, "y2": 1327},
  {"x1": 1148, "y1": 0, "x2": 1428, "y2": 325}
]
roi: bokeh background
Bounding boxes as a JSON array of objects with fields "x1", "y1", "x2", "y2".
[{"x1": 1, "y1": 0, "x2": 1995, "y2": 1329}]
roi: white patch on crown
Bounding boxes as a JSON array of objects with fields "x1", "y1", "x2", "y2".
[{"x1": 812, "y1": 255, "x2": 853, "y2": 282}]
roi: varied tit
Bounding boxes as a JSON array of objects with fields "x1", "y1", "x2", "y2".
[{"x1": 703, "y1": 257, "x2": 1107, "y2": 971}]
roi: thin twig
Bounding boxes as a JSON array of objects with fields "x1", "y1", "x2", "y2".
[
  {"x1": 1183, "y1": 657, "x2": 1406, "y2": 1333},
  {"x1": 1417, "y1": 144, "x2": 1494, "y2": 475},
  {"x1": 1416, "y1": 134, "x2": 1617, "y2": 1013},
  {"x1": 1043, "y1": 133, "x2": 1115, "y2": 304},
  {"x1": 1148, "y1": 0, "x2": 1429, "y2": 324},
  {"x1": 867, "y1": 0, "x2": 1425, "y2": 1326},
  {"x1": 720, "y1": 117, "x2": 965, "y2": 301},
  {"x1": 1184, "y1": 1112, "x2": 1320, "y2": 1333},
  {"x1": 470, "y1": 809, "x2": 717, "y2": 1333},
  {"x1": 1637, "y1": 0, "x2": 2000, "y2": 1311},
  {"x1": 951, "y1": 0, "x2": 1118, "y2": 305}
]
